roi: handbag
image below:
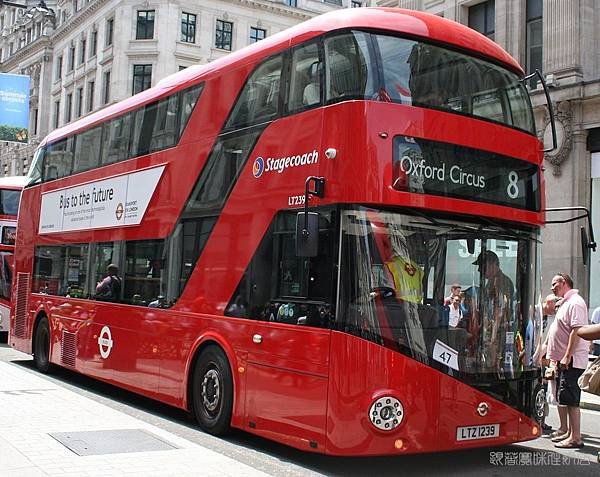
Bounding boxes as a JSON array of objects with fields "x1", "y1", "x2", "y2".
[
  {"x1": 544, "y1": 366, "x2": 556, "y2": 380},
  {"x1": 578, "y1": 356, "x2": 600, "y2": 396}
]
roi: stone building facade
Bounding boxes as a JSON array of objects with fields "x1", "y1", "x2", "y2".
[
  {"x1": 379, "y1": 0, "x2": 600, "y2": 305},
  {"x1": 0, "y1": 0, "x2": 372, "y2": 175}
]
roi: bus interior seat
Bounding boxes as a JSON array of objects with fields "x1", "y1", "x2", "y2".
[{"x1": 303, "y1": 61, "x2": 321, "y2": 106}]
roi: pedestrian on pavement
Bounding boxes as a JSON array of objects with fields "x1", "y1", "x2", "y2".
[{"x1": 546, "y1": 273, "x2": 588, "y2": 449}]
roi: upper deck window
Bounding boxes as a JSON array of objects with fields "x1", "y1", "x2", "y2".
[
  {"x1": 226, "y1": 54, "x2": 283, "y2": 129},
  {"x1": 28, "y1": 84, "x2": 202, "y2": 185},
  {"x1": 322, "y1": 31, "x2": 535, "y2": 134}
]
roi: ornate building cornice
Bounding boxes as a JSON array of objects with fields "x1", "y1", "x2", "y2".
[
  {"x1": 1, "y1": 36, "x2": 51, "y2": 70},
  {"x1": 222, "y1": 0, "x2": 313, "y2": 20},
  {"x1": 51, "y1": 0, "x2": 106, "y2": 42}
]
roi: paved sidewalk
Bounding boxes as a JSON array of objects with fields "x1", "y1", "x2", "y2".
[
  {"x1": 0, "y1": 360, "x2": 268, "y2": 477},
  {"x1": 581, "y1": 391, "x2": 600, "y2": 412}
]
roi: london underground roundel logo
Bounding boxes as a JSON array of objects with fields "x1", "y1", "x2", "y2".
[
  {"x1": 98, "y1": 325, "x2": 113, "y2": 359},
  {"x1": 253, "y1": 157, "x2": 264, "y2": 178}
]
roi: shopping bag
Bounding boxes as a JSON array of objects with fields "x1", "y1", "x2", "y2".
[{"x1": 578, "y1": 356, "x2": 600, "y2": 396}]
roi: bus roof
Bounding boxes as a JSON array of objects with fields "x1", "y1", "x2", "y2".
[
  {"x1": 0, "y1": 175, "x2": 27, "y2": 190},
  {"x1": 43, "y1": 7, "x2": 523, "y2": 146}
]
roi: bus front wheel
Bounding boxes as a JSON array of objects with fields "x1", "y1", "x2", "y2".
[
  {"x1": 192, "y1": 345, "x2": 233, "y2": 436},
  {"x1": 33, "y1": 317, "x2": 52, "y2": 373}
]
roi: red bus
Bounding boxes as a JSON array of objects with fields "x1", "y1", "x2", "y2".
[
  {"x1": 0, "y1": 176, "x2": 26, "y2": 340},
  {"x1": 11, "y1": 8, "x2": 548, "y2": 455}
]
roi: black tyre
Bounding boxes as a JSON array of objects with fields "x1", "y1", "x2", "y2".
[
  {"x1": 192, "y1": 345, "x2": 233, "y2": 436},
  {"x1": 33, "y1": 317, "x2": 52, "y2": 373}
]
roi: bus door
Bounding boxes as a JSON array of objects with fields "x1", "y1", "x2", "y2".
[{"x1": 244, "y1": 212, "x2": 335, "y2": 451}]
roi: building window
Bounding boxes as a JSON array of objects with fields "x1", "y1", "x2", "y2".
[
  {"x1": 136, "y1": 10, "x2": 155, "y2": 40},
  {"x1": 215, "y1": 19, "x2": 233, "y2": 51},
  {"x1": 526, "y1": 0, "x2": 543, "y2": 88},
  {"x1": 79, "y1": 37, "x2": 86, "y2": 64},
  {"x1": 324, "y1": 0, "x2": 342, "y2": 5},
  {"x1": 468, "y1": 0, "x2": 495, "y2": 40},
  {"x1": 102, "y1": 71, "x2": 111, "y2": 105},
  {"x1": 89, "y1": 30, "x2": 97, "y2": 57},
  {"x1": 55, "y1": 55, "x2": 63, "y2": 80},
  {"x1": 181, "y1": 12, "x2": 196, "y2": 43},
  {"x1": 132, "y1": 64, "x2": 152, "y2": 94},
  {"x1": 54, "y1": 100, "x2": 60, "y2": 128},
  {"x1": 76, "y1": 87, "x2": 83, "y2": 118},
  {"x1": 87, "y1": 80, "x2": 95, "y2": 112},
  {"x1": 68, "y1": 45, "x2": 75, "y2": 71},
  {"x1": 105, "y1": 18, "x2": 114, "y2": 47},
  {"x1": 65, "y1": 93, "x2": 73, "y2": 123},
  {"x1": 249, "y1": 26, "x2": 266, "y2": 43},
  {"x1": 285, "y1": 0, "x2": 297, "y2": 6}
]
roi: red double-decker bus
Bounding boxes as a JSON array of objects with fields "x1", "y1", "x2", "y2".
[
  {"x1": 11, "y1": 8, "x2": 548, "y2": 455},
  {"x1": 0, "y1": 176, "x2": 26, "y2": 340}
]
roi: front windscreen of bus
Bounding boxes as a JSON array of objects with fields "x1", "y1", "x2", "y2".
[
  {"x1": 0, "y1": 189, "x2": 20, "y2": 216},
  {"x1": 338, "y1": 207, "x2": 541, "y2": 410}
]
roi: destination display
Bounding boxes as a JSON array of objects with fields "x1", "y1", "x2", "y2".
[{"x1": 392, "y1": 136, "x2": 540, "y2": 211}]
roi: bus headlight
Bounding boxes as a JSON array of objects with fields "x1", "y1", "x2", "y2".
[{"x1": 369, "y1": 396, "x2": 404, "y2": 431}]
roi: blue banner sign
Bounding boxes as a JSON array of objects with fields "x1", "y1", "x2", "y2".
[{"x1": 0, "y1": 73, "x2": 30, "y2": 144}]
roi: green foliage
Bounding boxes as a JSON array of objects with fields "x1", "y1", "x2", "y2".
[{"x1": 0, "y1": 124, "x2": 28, "y2": 143}]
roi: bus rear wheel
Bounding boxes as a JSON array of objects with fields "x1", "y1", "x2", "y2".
[
  {"x1": 192, "y1": 345, "x2": 233, "y2": 436},
  {"x1": 33, "y1": 317, "x2": 52, "y2": 373}
]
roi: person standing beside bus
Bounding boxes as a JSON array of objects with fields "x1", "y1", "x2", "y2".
[
  {"x1": 95, "y1": 264, "x2": 122, "y2": 302},
  {"x1": 547, "y1": 273, "x2": 588, "y2": 449}
]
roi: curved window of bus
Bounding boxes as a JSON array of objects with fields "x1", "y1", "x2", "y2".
[
  {"x1": 373, "y1": 34, "x2": 535, "y2": 134},
  {"x1": 337, "y1": 208, "x2": 540, "y2": 407},
  {"x1": 288, "y1": 41, "x2": 322, "y2": 112},
  {"x1": 26, "y1": 147, "x2": 44, "y2": 186},
  {"x1": 324, "y1": 31, "x2": 376, "y2": 103},
  {"x1": 225, "y1": 54, "x2": 283, "y2": 130}
]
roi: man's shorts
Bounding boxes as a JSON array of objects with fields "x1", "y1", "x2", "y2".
[{"x1": 556, "y1": 364, "x2": 585, "y2": 407}]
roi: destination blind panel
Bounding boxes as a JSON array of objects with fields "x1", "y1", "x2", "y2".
[{"x1": 392, "y1": 136, "x2": 541, "y2": 212}]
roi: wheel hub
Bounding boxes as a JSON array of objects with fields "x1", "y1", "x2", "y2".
[{"x1": 202, "y1": 368, "x2": 220, "y2": 412}]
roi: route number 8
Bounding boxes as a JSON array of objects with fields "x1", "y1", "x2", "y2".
[{"x1": 507, "y1": 171, "x2": 519, "y2": 199}]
